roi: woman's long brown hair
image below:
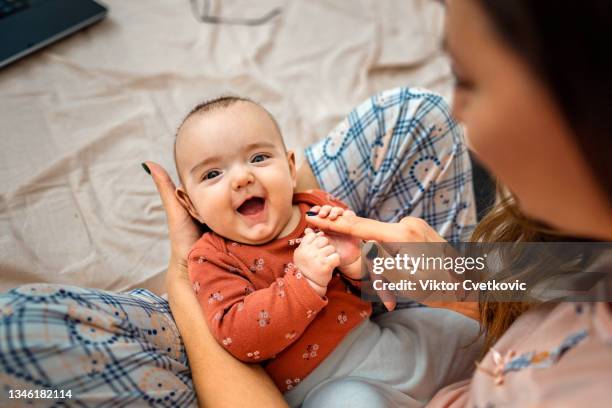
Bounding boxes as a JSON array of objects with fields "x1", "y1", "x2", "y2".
[
  {"x1": 472, "y1": 0, "x2": 612, "y2": 354},
  {"x1": 471, "y1": 186, "x2": 563, "y2": 353}
]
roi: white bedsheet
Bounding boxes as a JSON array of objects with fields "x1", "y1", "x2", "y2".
[{"x1": 0, "y1": 0, "x2": 451, "y2": 294}]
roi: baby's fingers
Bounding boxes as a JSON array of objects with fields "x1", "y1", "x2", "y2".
[
  {"x1": 326, "y1": 252, "x2": 341, "y2": 268},
  {"x1": 318, "y1": 205, "x2": 333, "y2": 218},
  {"x1": 306, "y1": 212, "x2": 354, "y2": 236},
  {"x1": 308, "y1": 206, "x2": 321, "y2": 215},
  {"x1": 313, "y1": 236, "x2": 330, "y2": 248},
  {"x1": 301, "y1": 229, "x2": 317, "y2": 244},
  {"x1": 328, "y1": 207, "x2": 344, "y2": 221},
  {"x1": 320, "y1": 245, "x2": 336, "y2": 257}
]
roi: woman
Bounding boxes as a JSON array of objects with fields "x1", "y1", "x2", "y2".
[{"x1": 148, "y1": 0, "x2": 612, "y2": 406}]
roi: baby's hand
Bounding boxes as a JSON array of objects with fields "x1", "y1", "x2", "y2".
[
  {"x1": 308, "y1": 206, "x2": 362, "y2": 279},
  {"x1": 293, "y1": 228, "x2": 340, "y2": 296}
]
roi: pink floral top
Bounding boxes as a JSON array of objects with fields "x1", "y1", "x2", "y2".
[{"x1": 429, "y1": 302, "x2": 612, "y2": 407}]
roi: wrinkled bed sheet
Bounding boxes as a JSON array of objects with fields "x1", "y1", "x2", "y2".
[{"x1": 0, "y1": 0, "x2": 452, "y2": 294}]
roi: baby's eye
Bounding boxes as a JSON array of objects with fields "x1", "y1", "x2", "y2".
[
  {"x1": 203, "y1": 170, "x2": 221, "y2": 180},
  {"x1": 251, "y1": 154, "x2": 270, "y2": 163}
]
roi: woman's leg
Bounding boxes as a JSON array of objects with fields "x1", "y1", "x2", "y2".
[
  {"x1": 302, "y1": 376, "x2": 421, "y2": 408},
  {"x1": 305, "y1": 87, "x2": 476, "y2": 243},
  {"x1": 0, "y1": 284, "x2": 196, "y2": 407}
]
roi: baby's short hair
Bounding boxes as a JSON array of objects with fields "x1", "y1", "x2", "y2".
[
  {"x1": 174, "y1": 95, "x2": 285, "y2": 187},
  {"x1": 176, "y1": 95, "x2": 284, "y2": 148},
  {"x1": 179, "y1": 95, "x2": 253, "y2": 131}
]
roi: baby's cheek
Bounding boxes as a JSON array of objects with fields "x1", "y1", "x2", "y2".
[
  {"x1": 196, "y1": 193, "x2": 234, "y2": 231},
  {"x1": 196, "y1": 200, "x2": 221, "y2": 223},
  {"x1": 269, "y1": 193, "x2": 295, "y2": 218},
  {"x1": 268, "y1": 169, "x2": 295, "y2": 191}
]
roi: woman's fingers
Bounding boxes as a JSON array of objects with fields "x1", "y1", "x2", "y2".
[
  {"x1": 383, "y1": 299, "x2": 397, "y2": 312},
  {"x1": 144, "y1": 161, "x2": 201, "y2": 258},
  {"x1": 146, "y1": 161, "x2": 179, "y2": 219},
  {"x1": 306, "y1": 211, "x2": 438, "y2": 243},
  {"x1": 398, "y1": 216, "x2": 447, "y2": 243},
  {"x1": 306, "y1": 211, "x2": 387, "y2": 240},
  {"x1": 370, "y1": 271, "x2": 397, "y2": 311},
  {"x1": 361, "y1": 242, "x2": 397, "y2": 310},
  {"x1": 306, "y1": 211, "x2": 354, "y2": 234},
  {"x1": 318, "y1": 205, "x2": 333, "y2": 217}
]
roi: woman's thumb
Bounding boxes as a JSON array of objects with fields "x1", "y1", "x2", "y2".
[{"x1": 143, "y1": 161, "x2": 178, "y2": 216}]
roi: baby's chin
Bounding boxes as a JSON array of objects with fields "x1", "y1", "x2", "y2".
[{"x1": 222, "y1": 224, "x2": 282, "y2": 246}]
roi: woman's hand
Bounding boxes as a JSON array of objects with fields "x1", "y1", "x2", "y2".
[
  {"x1": 144, "y1": 161, "x2": 201, "y2": 286},
  {"x1": 144, "y1": 161, "x2": 288, "y2": 407}
]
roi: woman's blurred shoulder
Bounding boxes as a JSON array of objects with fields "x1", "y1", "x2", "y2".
[{"x1": 429, "y1": 302, "x2": 612, "y2": 407}]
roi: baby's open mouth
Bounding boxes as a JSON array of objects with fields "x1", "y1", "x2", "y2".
[{"x1": 237, "y1": 197, "x2": 266, "y2": 215}]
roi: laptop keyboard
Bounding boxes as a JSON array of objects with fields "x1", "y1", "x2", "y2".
[{"x1": 0, "y1": 0, "x2": 31, "y2": 19}]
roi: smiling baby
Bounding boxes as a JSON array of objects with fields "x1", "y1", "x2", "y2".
[{"x1": 173, "y1": 96, "x2": 370, "y2": 393}]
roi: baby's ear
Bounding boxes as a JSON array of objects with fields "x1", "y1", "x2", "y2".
[
  {"x1": 175, "y1": 187, "x2": 204, "y2": 223},
  {"x1": 286, "y1": 150, "x2": 297, "y2": 187}
]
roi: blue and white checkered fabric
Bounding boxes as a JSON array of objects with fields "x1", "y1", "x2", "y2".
[
  {"x1": 0, "y1": 284, "x2": 195, "y2": 407},
  {"x1": 0, "y1": 88, "x2": 476, "y2": 406},
  {"x1": 306, "y1": 87, "x2": 476, "y2": 243}
]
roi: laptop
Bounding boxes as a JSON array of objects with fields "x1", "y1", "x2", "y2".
[{"x1": 0, "y1": 0, "x2": 108, "y2": 69}]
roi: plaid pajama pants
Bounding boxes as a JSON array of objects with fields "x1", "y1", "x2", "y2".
[
  {"x1": 0, "y1": 87, "x2": 475, "y2": 407},
  {"x1": 306, "y1": 87, "x2": 475, "y2": 242}
]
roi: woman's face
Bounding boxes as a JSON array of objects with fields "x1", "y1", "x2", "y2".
[{"x1": 446, "y1": 0, "x2": 612, "y2": 239}]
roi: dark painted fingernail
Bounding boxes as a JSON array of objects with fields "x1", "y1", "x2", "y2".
[
  {"x1": 365, "y1": 244, "x2": 379, "y2": 260},
  {"x1": 141, "y1": 163, "x2": 151, "y2": 175},
  {"x1": 306, "y1": 211, "x2": 317, "y2": 216}
]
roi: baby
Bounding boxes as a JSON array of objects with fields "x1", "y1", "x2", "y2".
[
  {"x1": 173, "y1": 96, "x2": 480, "y2": 404},
  {"x1": 173, "y1": 96, "x2": 371, "y2": 392}
]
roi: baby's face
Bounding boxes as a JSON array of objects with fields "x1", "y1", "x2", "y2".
[{"x1": 175, "y1": 101, "x2": 297, "y2": 245}]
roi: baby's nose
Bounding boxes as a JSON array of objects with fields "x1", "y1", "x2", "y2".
[{"x1": 232, "y1": 171, "x2": 254, "y2": 190}]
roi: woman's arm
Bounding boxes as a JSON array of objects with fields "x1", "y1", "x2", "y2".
[
  {"x1": 305, "y1": 209, "x2": 446, "y2": 243},
  {"x1": 166, "y1": 260, "x2": 286, "y2": 408},
  {"x1": 145, "y1": 162, "x2": 288, "y2": 408}
]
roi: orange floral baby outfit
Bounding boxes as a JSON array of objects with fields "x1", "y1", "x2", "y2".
[{"x1": 188, "y1": 190, "x2": 372, "y2": 392}]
